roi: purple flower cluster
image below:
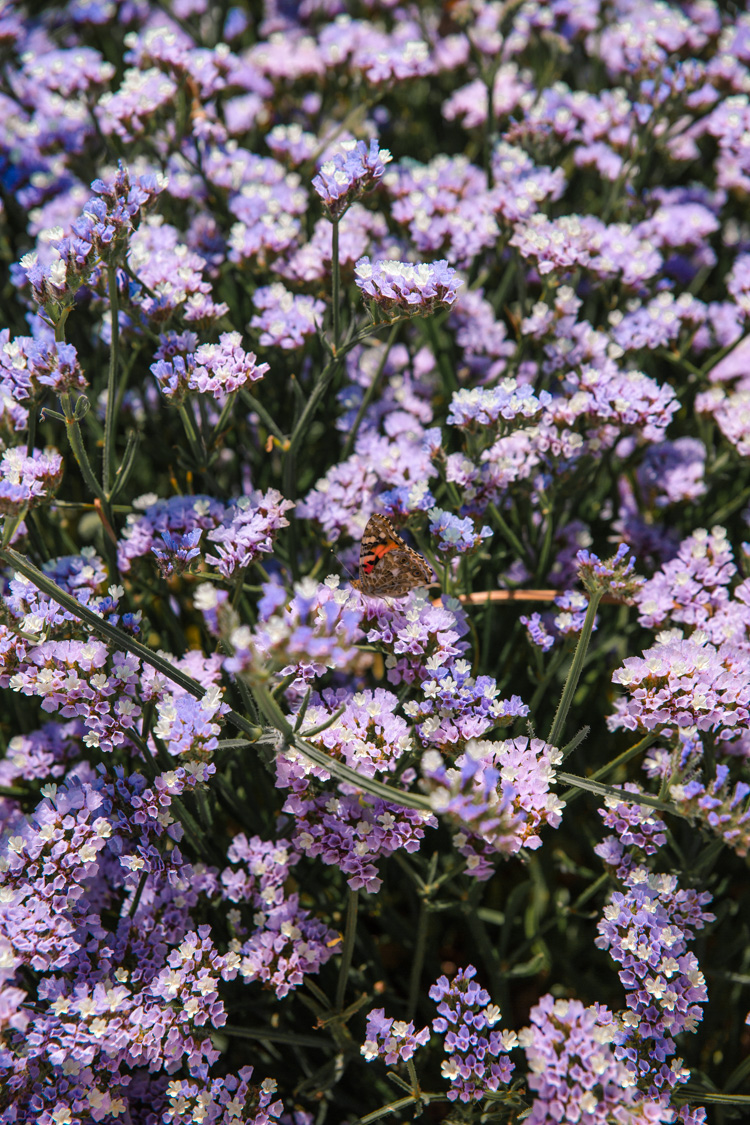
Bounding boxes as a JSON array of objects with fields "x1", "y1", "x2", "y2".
[
  {"x1": 421, "y1": 736, "x2": 564, "y2": 877},
  {"x1": 250, "y1": 283, "x2": 325, "y2": 349},
  {"x1": 205, "y1": 489, "x2": 295, "y2": 578},
  {"x1": 519, "y1": 995, "x2": 671, "y2": 1125},
  {"x1": 361, "y1": 1010, "x2": 430, "y2": 1065},
  {"x1": 312, "y1": 139, "x2": 392, "y2": 219},
  {"x1": 354, "y1": 257, "x2": 462, "y2": 319},
  {"x1": 152, "y1": 331, "x2": 269, "y2": 405},
  {"x1": 276, "y1": 689, "x2": 436, "y2": 892},
  {"x1": 429, "y1": 966, "x2": 516, "y2": 1102},
  {"x1": 0, "y1": 447, "x2": 64, "y2": 516}
]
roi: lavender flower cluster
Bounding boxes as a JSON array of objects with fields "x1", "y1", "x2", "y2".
[{"x1": 0, "y1": 0, "x2": 748, "y2": 1121}]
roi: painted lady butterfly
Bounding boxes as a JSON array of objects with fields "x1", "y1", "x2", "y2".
[{"x1": 350, "y1": 513, "x2": 435, "y2": 598}]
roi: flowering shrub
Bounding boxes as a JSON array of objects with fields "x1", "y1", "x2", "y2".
[{"x1": 1, "y1": 2, "x2": 749, "y2": 1123}]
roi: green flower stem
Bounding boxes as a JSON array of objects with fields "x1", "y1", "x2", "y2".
[
  {"x1": 26, "y1": 398, "x2": 38, "y2": 457},
  {"x1": 406, "y1": 894, "x2": 430, "y2": 1019},
  {"x1": 103, "y1": 264, "x2": 120, "y2": 496},
  {"x1": 240, "y1": 389, "x2": 285, "y2": 442},
  {"x1": 354, "y1": 1094, "x2": 425, "y2": 1125},
  {"x1": 209, "y1": 390, "x2": 237, "y2": 447},
  {"x1": 58, "y1": 393, "x2": 107, "y2": 504},
  {"x1": 556, "y1": 771, "x2": 675, "y2": 814},
  {"x1": 331, "y1": 216, "x2": 341, "y2": 352},
  {"x1": 421, "y1": 314, "x2": 457, "y2": 395},
  {"x1": 561, "y1": 732, "x2": 658, "y2": 805},
  {"x1": 1, "y1": 514, "x2": 24, "y2": 550},
  {"x1": 179, "y1": 402, "x2": 206, "y2": 467},
  {"x1": 488, "y1": 502, "x2": 529, "y2": 568},
  {"x1": 405, "y1": 1059, "x2": 422, "y2": 1107},
  {"x1": 340, "y1": 322, "x2": 398, "y2": 461},
  {"x1": 547, "y1": 591, "x2": 602, "y2": 748},
  {"x1": 334, "y1": 887, "x2": 359, "y2": 1013},
  {"x1": 0, "y1": 546, "x2": 263, "y2": 743}
]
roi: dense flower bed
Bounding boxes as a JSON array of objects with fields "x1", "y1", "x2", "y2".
[{"x1": 0, "y1": 1, "x2": 748, "y2": 1122}]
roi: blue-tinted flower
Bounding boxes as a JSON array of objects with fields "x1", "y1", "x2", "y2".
[
  {"x1": 355, "y1": 257, "x2": 462, "y2": 318},
  {"x1": 313, "y1": 139, "x2": 392, "y2": 219}
]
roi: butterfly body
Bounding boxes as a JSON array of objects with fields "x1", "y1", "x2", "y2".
[{"x1": 350, "y1": 513, "x2": 435, "y2": 598}]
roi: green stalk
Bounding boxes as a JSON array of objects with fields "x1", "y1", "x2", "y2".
[
  {"x1": 331, "y1": 217, "x2": 341, "y2": 352},
  {"x1": 179, "y1": 402, "x2": 206, "y2": 466},
  {"x1": 561, "y1": 732, "x2": 658, "y2": 805},
  {"x1": 340, "y1": 323, "x2": 398, "y2": 461},
  {"x1": 58, "y1": 393, "x2": 107, "y2": 504},
  {"x1": 334, "y1": 887, "x2": 359, "y2": 1012},
  {"x1": 488, "y1": 501, "x2": 529, "y2": 568},
  {"x1": 103, "y1": 264, "x2": 120, "y2": 496},
  {"x1": 547, "y1": 592, "x2": 602, "y2": 748},
  {"x1": 406, "y1": 895, "x2": 429, "y2": 1020}
]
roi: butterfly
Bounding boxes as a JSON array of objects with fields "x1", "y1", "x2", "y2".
[{"x1": 350, "y1": 513, "x2": 435, "y2": 598}]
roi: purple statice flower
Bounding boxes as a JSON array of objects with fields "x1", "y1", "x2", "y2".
[
  {"x1": 0, "y1": 446, "x2": 63, "y2": 515},
  {"x1": 577, "y1": 544, "x2": 643, "y2": 601},
  {"x1": 279, "y1": 204, "x2": 389, "y2": 285},
  {"x1": 188, "y1": 332, "x2": 269, "y2": 401},
  {"x1": 128, "y1": 219, "x2": 229, "y2": 327},
  {"x1": 355, "y1": 591, "x2": 470, "y2": 687},
  {"x1": 596, "y1": 870, "x2": 713, "y2": 1102},
  {"x1": 235, "y1": 892, "x2": 338, "y2": 999},
  {"x1": 0, "y1": 330, "x2": 87, "y2": 401},
  {"x1": 519, "y1": 995, "x2": 671, "y2": 1125},
  {"x1": 609, "y1": 291, "x2": 707, "y2": 353},
  {"x1": 217, "y1": 578, "x2": 366, "y2": 689},
  {"x1": 635, "y1": 527, "x2": 735, "y2": 630},
  {"x1": 1, "y1": 548, "x2": 130, "y2": 642},
  {"x1": 250, "y1": 283, "x2": 325, "y2": 349},
  {"x1": 286, "y1": 787, "x2": 434, "y2": 893},
  {"x1": 151, "y1": 528, "x2": 203, "y2": 578},
  {"x1": 220, "y1": 833, "x2": 299, "y2": 907},
  {"x1": 384, "y1": 152, "x2": 499, "y2": 269},
  {"x1": 696, "y1": 378, "x2": 750, "y2": 456},
  {"x1": 267, "y1": 122, "x2": 319, "y2": 166},
  {"x1": 429, "y1": 966, "x2": 516, "y2": 1103},
  {"x1": 635, "y1": 438, "x2": 707, "y2": 508},
  {"x1": 96, "y1": 66, "x2": 179, "y2": 141},
  {"x1": 447, "y1": 382, "x2": 552, "y2": 429},
  {"x1": 594, "y1": 787, "x2": 668, "y2": 881},
  {"x1": 361, "y1": 1009, "x2": 430, "y2": 1065},
  {"x1": 670, "y1": 765, "x2": 750, "y2": 858},
  {"x1": 727, "y1": 252, "x2": 750, "y2": 318},
  {"x1": 421, "y1": 736, "x2": 564, "y2": 874},
  {"x1": 521, "y1": 611, "x2": 555, "y2": 652},
  {"x1": 0, "y1": 719, "x2": 83, "y2": 829},
  {"x1": 427, "y1": 507, "x2": 492, "y2": 556},
  {"x1": 313, "y1": 138, "x2": 392, "y2": 219},
  {"x1": 205, "y1": 489, "x2": 295, "y2": 578},
  {"x1": 355, "y1": 257, "x2": 462, "y2": 319},
  {"x1": 447, "y1": 288, "x2": 515, "y2": 381},
  {"x1": 610, "y1": 631, "x2": 750, "y2": 740},
  {"x1": 117, "y1": 494, "x2": 227, "y2": 574},
  {"x1": 163, "y1": 1066, "x2": 283, "y2": 1125},
  {"x1": 520, "y1": 591, "x2": 591, "y2": 651},
  {"x1": 272, "y1": 688, "x2": 436, "y2": 891},
  {"x1": 404, "y1": 661, "x2": 527, "y2": 751},
  {"x1": 152, "y1": 684, "x2": 228, "y2": 763},
  {"x1": 7, "y1": 641, "x2": 144, "y2": 753},
  {"x1": 300, "y1": 408, "x2": 439, "y2": 546}
]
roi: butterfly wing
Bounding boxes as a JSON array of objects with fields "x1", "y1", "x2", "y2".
[{"x1": 353, "y1": 514, "x2": 435, "y2": 598}]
